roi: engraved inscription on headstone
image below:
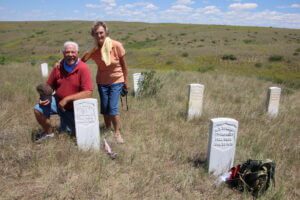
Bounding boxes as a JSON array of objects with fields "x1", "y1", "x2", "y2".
[
  {"x1": 133, "y1": 73, "x2": 144, "y2": 96},
  {"x1": 74, "y1": 98, "x2": 100, "y2": 151},
  {"x1": 187, "y1": 83, "x2": 205, "y2": 120},
  {"x1": 207, "y1": 118, "x2": 238, "y2": 176},
  {"x1": 41, "y1": 63, "x2": 49, "y2": 78},
  {"x1": 267, "y1": 87, "x2": 281, "y2": 117}
]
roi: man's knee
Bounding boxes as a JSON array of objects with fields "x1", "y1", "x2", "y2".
[
  {"x1": 34, "y1": 108, "x2": 41, "y2": 116},
  {"x1": 34, "y1": 107, "x2": 48, "y2": 121}
]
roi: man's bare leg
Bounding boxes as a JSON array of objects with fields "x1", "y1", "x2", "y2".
[{"x1": 34, "y1": 109, "x2": 52, "y2": 134}]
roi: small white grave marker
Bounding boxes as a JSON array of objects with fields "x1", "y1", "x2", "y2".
[
  {"x1": 74, "y1": 98, "x2": 100, "y2": 151},
  {"x1": 207, "y1": 118, "x2": 238, "y2": 176},
  {"x1": 267, "y1": 87, "x2": 281, "y2": 117},
  {"x1": 133, "y1": 73, "x2": 144, "y2": 96},
  {"x1": 41, "y1": 63, "x2": 49, "y2": 78},
  {"x1": 187, "y1": 83, "x2": 205, "y2": 120}
]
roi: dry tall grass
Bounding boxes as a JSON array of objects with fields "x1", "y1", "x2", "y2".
[{"x1": 0, "y1": 63, "x2": 299, "y2": 199}]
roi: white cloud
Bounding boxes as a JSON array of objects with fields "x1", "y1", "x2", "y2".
[
  {"x1": 166, "y1": 4, "x2": 193, "y2": 13},
  {"x1": 229, "y1": 3, "x2": 257, "y2": 10},
  {"x1": 101, "y1": 0, "x2": 116, "y2": 7},
  {"x1": 83, "y1": 0, "x2": 300, "y2": 28},
  {"x1": 201, "y1": 6, "x2": 221, "y2": 14},
  {"x1": 85, "y1": 4, "x2": 102, "y2": 8},
  {"x1": 291, "y1": 4, "x2": 300, "y2": 8},
  {"x1": 175, "y1": 0, "x2": 194, "y2": 5},
  {"x1": 100, "y1": 1, "x2": 159, "y2": 21},
  {"x1": 145, "y1": 3, "x2": 158, "y2": 10},
  {"x1": 86, "y1": 0, "x2": 116, "y2": 9},
  {"x1": 219, "y1": 9, "x2": 300, "y2": 28},
  {"x1": 246, "y1": 10, "x2": 300, "y2": 23},
  {"x1": 123, "y1": 2, "x2": 158, "y2": 10}
]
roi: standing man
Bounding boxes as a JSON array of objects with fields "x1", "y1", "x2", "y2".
[{"x1": 33, "y1": 41, "x2": 93, "y2": 142}]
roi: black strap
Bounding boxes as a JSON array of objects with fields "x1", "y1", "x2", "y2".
[
  {"x1": 125, "y1": 94, "x2": 128, "y2": 111},
  {"x1": 120, "y1": 94, "x2": 129, "y2": 111}
]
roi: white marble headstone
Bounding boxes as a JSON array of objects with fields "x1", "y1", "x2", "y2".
[
  {"x1": 207, "y1": 118, "x2": 238, "y2": 176},
  {"x1": 187, "y1": 83, "x2": 205, "y2": 120},
  {"x1": 74, "y1": 98, "x2": 100, "y2": 151},
  {"x1": 41, "y1": 63, "x2": 48, "y2": 78},
  {"x1": 267, "y1": 87, "x2": 281, "y2": 117},
  {"x1": 133, "y1": 73, "x2": 144, "y2": 96}
]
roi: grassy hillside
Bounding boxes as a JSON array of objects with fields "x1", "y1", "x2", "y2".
[
  {"x1": 0, "y1": 61, "x2": 299, "y2": 199},
  {"x1": 0, "y1": 21, "x2": 300, "y2": 89},
  {"x1": 0, "y1": 21, "x2": 299, "y2": 199}
]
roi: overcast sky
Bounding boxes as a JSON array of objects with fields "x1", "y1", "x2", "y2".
[{"x1": 0, "y1": 0, "x2": 300, "y2": 28}]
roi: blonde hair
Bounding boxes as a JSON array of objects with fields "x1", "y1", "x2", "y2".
[{"x1": 91, "y1": 21, "x2": 109, "y2": 37}]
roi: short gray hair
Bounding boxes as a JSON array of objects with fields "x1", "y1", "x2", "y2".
[{"x1": 63, "y1": 41, "x2": 79, "y2": 52}]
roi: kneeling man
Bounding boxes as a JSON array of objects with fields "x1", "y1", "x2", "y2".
[{"x1": 34, "y1": 41, "x2": 93, "y2": 142}]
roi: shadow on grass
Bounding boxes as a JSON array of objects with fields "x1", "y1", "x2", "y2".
[{"x1": 188, "y1": 152, "x2": 208, "y2": 169}]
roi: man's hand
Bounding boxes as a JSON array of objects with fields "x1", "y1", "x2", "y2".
[
  {"x1": 39, "y1": 99, "x2": 50, "y2": 106},
  {"x1": 58, "y1": 98, "x2": 69, "y2": 111},
  {"x1": 57, "y1": 91, "x2": 92, "y2": 111}
]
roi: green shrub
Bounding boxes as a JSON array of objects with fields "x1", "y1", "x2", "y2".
[
  {"x1": 295, "y1": 48, "x2": 300, "y2": 52},
  {"x1": 255, "y1": 63, "x2": 262, "y2": 68},
  {"x1": 30, "y1": 60, "x2": 36, "y2": 66},
  {"x1": 166, "y1": 60, "x2": 173, "y2": 65},
  {"x1": 0, "y1": 56, "x2": 6, "y2": 65},
  {"x1": 126, "y1": 39, "x2": 156, "y2": 49},
  {"x1": 285, "y1": 79, "x2": 300, "y2": 89},
  {"x1": 222, "y1": 54, "x2": 237, "y2": 60},
  {"x1": 197, "y1": 66, "x2": 215, "y2": 73},
  {"x1": 268, "y1": 55, "x2": 283, "y2": 62},
  {"x1": 181, "y1": 52, "x2": 189, "y2": 57},
  {"x1": 47, "y1": 55, "x2": 61, "y2": 66},
  {"x1": 139, "y1": 70, "x2": 163, "y2": 98},
  {"x1": 35, "y1": 30, "x2": 46, "y2": 35},
  {"x1": 153, "y1": 52, "x2": 161, "y2": 56},
  {"x1": 243, "y1": 39, "x2": 255, "y2": 44}
]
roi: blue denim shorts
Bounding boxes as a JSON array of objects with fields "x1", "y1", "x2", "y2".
[
  {"x1": 34, "y1": 96, "x2": 75, "y2": 134},
  {"x1": 98, "y1": 83, "x2": 124, "y2": 116}
]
